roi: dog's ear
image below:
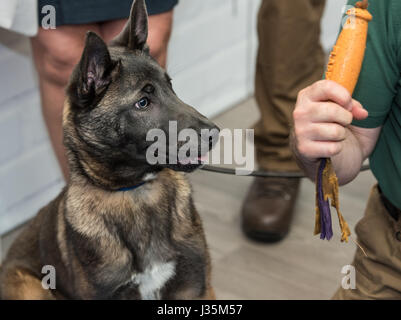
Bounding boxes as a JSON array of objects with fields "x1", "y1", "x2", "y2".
[
  {"x1": 110, "y1": 0, "x2": 148, "y2": 51},
  {"x1": 74, "y1": 32, "x2": 118, "y2": 107}
]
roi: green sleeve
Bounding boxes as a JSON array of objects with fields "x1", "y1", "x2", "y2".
[{"x1": 343, "y1": 0, "x2": 400, "y2": 128}]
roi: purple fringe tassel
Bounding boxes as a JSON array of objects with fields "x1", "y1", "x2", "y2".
[{"x1": 317, "y1": 158, "x2": 333, "y2": 240}]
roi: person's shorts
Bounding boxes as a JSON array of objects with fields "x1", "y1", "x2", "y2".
[{"x1": 38, "y1": 0, "x2": 179, "y2": 27}]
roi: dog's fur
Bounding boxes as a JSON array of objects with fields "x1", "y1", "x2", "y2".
[{"x1": 0, "y1": 0, "x2": 218, "y2": 300}]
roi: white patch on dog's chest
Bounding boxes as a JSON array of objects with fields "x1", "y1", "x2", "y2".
[{"x1": 131, "y1": 261, "x2": 176, "y2": 300}]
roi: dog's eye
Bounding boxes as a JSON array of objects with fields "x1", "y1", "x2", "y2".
[{"x1": 135, "y1": 97, "x2": 149, "y2": 110}]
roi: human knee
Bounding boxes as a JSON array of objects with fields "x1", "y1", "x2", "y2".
[{"x1": 34, "y1": 42, "x2": 82, "y2": 87}]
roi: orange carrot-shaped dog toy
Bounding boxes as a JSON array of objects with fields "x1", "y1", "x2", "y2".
[{"x1": 315, "y1": 0, "x2": 372, "y2": 242}]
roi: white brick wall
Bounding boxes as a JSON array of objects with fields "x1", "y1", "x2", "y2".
[{"x1": 0, "y1": 0, "x2": 346, "y2": 235}]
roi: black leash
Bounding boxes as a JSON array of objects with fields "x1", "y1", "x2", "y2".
[{"x1": 200, "y1": 164, "x2": 371, "y2": 178}]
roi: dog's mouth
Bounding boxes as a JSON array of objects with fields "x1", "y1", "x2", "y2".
[
  {"x1": 142, "y1": 135, "x2": 217, "y2": 173},
  {"x1": 164, "y1": 151, "x2": 210, "y2": 173},
  {"x1": 173, "y1": 155, "x2": 207, "y2": 172},
  {"x1": 177, "y1": 154, "x2": 208, "y2": 166}
]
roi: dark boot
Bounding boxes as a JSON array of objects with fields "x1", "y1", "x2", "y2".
[{"x1": 241, "y1": 177, "x2": 300, "y2": 242}]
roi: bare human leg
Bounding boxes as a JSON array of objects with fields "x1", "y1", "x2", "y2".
[{"x1": 31, "y1": 24, "x2": 101, "y2": 180}]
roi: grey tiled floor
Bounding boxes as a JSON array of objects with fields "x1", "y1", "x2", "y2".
[{"x1": 0, "y1": 97, "x2": 376, "y2": 299}]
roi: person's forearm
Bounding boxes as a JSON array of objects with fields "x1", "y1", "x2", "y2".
[{"x1": 291, "y1": 127, "x2": 365, "y2": 185}]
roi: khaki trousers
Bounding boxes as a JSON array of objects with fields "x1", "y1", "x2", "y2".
[
  {"x1": 254, "y1": 0, "x2": 326, "y2": 171},
  {"x1": 333, "y1": 185, "x2": 401, "y2": 299}
]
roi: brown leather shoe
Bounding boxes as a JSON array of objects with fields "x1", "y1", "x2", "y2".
[{"x1": 241, "y1": 177, "x2": 300, "y2": 242}]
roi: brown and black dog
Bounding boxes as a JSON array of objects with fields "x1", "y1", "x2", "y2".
[{"x1": 0, "y1": 0, "x2": 219, "y2": 300}]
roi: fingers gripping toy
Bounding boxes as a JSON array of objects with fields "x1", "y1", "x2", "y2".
[{"x1": 315, "y1": 0, "x2": 372, "y2": 242}]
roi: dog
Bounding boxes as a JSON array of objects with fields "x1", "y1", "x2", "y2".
[{"x1": 0, "y1": 0, "x2": 219, "y2": 300}]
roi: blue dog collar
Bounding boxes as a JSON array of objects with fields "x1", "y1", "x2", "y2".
[{"x1": 118, "y1": 181, "x2": 146, "y2": 192}]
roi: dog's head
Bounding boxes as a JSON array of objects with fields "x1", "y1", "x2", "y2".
[{"x1": 64, "y1": 0, "x2": 219, "y2": 190}]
